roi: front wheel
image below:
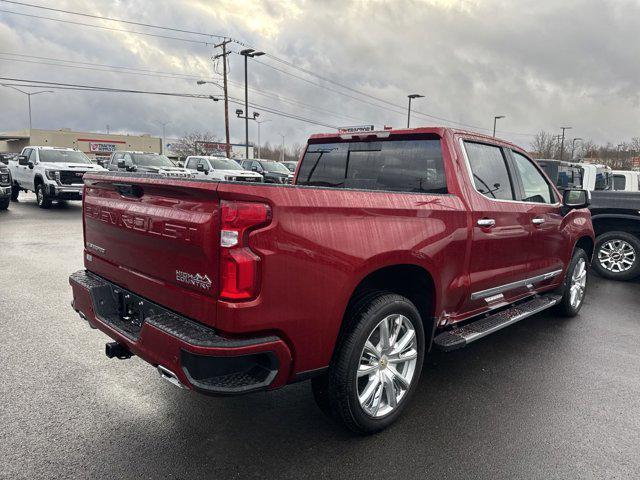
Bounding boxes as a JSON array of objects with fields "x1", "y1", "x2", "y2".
[
  {"x1": 313, "y1": 292, "x2": 425, "y2": 434},
  {"x1": 592, "y1": 232, "x2": 640, "y2": 281},
  {"x1": 555, "y1": 248, "x2": 589, "y2": 317},
  {"x1": 0, "y1": 197, "x2": 9, "y2": 210},
  {"x1": 36, "y1": 184, "x2": 52, "y2": 209},
  {"x1": 11, "y1": 183, "x2": 19, "y2": 201}
]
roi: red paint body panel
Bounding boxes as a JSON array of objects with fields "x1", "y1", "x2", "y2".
[{"x1": 75, "y1": 127, "x2": 594, "y2": 388}]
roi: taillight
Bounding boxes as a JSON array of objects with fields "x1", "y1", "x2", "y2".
[{"x1": 219, "y1": 200, "x2": 271, "y2": 301}]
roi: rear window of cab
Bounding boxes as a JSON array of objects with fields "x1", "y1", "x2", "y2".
[{"x1": 297, "y1": 137, "x2": 447, "y2": 194}]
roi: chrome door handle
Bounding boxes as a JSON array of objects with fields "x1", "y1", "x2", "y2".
[
  {"x1": 477, "y1": 218, "x2": 496, "y2": 227},
  {"x1": 532, "y1": 217, "x2": 545, "y2": 225}
]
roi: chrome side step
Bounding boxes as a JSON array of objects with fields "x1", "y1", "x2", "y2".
[{"x1": 433, "y1": 294, "x2": 562, "y2": 351}]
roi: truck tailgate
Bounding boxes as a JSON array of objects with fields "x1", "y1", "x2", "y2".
[{"x1": 82, "y1": 173, "x2": 220, "y2": 326}]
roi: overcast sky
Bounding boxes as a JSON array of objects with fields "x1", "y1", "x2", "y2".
[{"x1": 0, "y1": 0, "x2": 639, "y2": 150}]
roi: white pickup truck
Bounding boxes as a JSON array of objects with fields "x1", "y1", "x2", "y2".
[
  {"x1": 612, "y1": 170, "x2": 640, "y2": 192},
  {"x1": 9, "y1": 146, "x2": 106, "y2": 208},
  {"x1": 184, "y1": 155, "x2": 263, "y2": 182}
]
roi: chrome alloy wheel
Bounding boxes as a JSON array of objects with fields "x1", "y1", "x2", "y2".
[
  {"x1": 357, "y1": 314, "x2": 418, "y2": 418},
  {"x1": 569, "y1": 258, "x2": 587, "y2": 309},
  {"x1": 598, "y1": 240, "x2": 636, "y2": 273}
]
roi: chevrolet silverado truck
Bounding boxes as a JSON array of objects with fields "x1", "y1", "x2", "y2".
[
  {"x1": 0, "y1": 162, "x2": 11, "y2": 210},
  {"x1": 69, "y1": 127, "x2": 594, "y2": 434},
  {"x1": 8, "y1": 147, "x2": 106, "y2": 208}
]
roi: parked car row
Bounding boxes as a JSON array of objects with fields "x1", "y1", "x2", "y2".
[{"x1": 5, "y1": 145, "x2": 299, "y2": 209}]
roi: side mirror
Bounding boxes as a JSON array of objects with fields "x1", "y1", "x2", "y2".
[
  {"x1": 18, "y1": 155, "x2": 29, "y2": 166},
  {"x1": 196, "y1": 163, "x2": 207, "y2": 173},
  {"x1": 563, "y1": 189, "x2": 590, "y2": 209},
  {"x1": 28, "y1": 162, "x2": 34, "y2": 169},
  {"x1": 251, "y1": 166, "x2": 259, "y2": 172},
  {"x1": 117, "y1": 160, "x2": 126, "y2": 169}
]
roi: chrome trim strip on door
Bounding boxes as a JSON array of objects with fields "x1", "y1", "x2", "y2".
[{"x1": 470, "y1": 269, "x2": 563, "y2": 301}]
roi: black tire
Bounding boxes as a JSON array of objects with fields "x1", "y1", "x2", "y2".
[
  {"x1": 0, "y1": 197, "x2": 9, "y2": 210},
  {"x1": 555, "y1": 248, "x2": 589, "y2": 317},
  {"x1": 592, "y1": 231, "x2": 640, "y2": 281},
  {"x1": 36, "y1": 183, "x2": 52, "y2": 209},
  {"x1": 313, "y1": 292, "x2": 425, "y2": 434},
  {"x1": 11, "y1": 183, "x2": 19, "y2": 201}
]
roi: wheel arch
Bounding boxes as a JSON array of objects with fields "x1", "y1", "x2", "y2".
[
  {"x1": 574, "y1": 236, "x2": 595, "y2": 261},
  {"x1": 340, "y1": 263, "x2": 438, "y2": 352},
  {"x1": 592, "y1": 215, "x2": 640, "y2": 238}
]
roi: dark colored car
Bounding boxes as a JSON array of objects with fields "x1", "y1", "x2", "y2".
[
  {"x1": 70, "y1": 127, "x2": 594, "y2": 434},
  {"x1": 106, "y1": 151, "x2": 192, "y2": 178},
  {"x1": 280, "y1": 161, "x2": 298, "y2": 173},
  {"x1": 241, "y1": 159, "x2": 293, "y2": 183}
]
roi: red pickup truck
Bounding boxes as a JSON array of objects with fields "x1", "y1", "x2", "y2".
[{"x1": 70, "y1": 127, "x2": 594, "y2": 433}]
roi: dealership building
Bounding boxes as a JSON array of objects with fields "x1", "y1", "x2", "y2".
[{"x1": 0, "y1": 128, "x2": 161, "y2": 162}]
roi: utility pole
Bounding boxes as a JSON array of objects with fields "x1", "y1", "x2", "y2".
[
  {"x1": 559, "y1": 126, "x2": 572, "y2": 161},
  {"x1": 493, "y1": 115, "x2": 505, "y2": 137},
  {"x1": 214, "y1": 39, "x2": 232, "y2": 158}
]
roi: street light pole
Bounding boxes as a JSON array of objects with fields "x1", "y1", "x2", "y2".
[
  {"x1": 1, "y1": 85, "x2": 53, "y2": 130},
  {"x1": 156, "y1": 121, "x2": 170, "y2": 155},
  {"x1": 240, "y1": 49, "x2": 265, "y2": 159},
  {"x1": 559, "y1": 126, "x2": 572, "y2": 161},
  {"x1": 571, "y1": 137, "x2": 582, "y2": 160},
  {"x1": 493, "y1": 115, "x2": 505, "y2": 137},
  {"x1": 255, "y1": 118, "x2": 271, "y2": 158},
  {"x1": 280, "y1": 134, "x2": 285, "y2": 163},
  {"x1": 406, "y1": 94, "x2": 424, "y2": 128}
]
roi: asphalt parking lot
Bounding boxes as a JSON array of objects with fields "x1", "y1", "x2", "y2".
[{"x1": 1, "y1": 194, "x2": 639, "y2": 479}]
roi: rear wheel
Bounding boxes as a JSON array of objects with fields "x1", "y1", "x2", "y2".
[
  {"x1": 592, "y1": 232, "x2": 640, "y2": 281},
  {"x1": 313, "y1": 292, "x2": 425, "y2": 434},
  {"x1": 36, "y1": 184, "x2": 52, "y2": 209},
  {"x1": 555, "y1": 248, "x2": 589, "y2": 317}
]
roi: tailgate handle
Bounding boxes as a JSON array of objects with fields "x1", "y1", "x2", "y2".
[{"x1": 113, "y1": 183, "x2": 143, "y2": 198}]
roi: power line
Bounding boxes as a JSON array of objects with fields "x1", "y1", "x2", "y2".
[
  {"x1": 0, "y1": 8, "x2": 213, "y2": 45},
  {"x1": 0, "y1": 55, "x2": 215, "y2": 82},
  {"x1": 0, "y1": 77, "x2": 339, "y2": 129},
  {"x1": 0, "y1": 0, "x2": 228, "y2": 39},
  {"x1": 1, "y1": 51, "x2": 368, "y2": 124},
  {"x1": 0, "y1": 52, "x2": 212, "y2": 80}
]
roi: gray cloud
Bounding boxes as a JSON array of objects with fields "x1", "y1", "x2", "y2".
[{"x1": 0, "y1": 0, "x2": 638, "y2": 151}]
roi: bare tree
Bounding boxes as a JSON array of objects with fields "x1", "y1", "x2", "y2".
[
  {"x1": 530, "y1": 131, "x2": 557, "y2": 159},
  {"x1": 171, "y1": 132, "x2": 220, "y2": 159}
]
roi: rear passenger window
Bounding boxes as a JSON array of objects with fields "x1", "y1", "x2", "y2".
[
  {"x1": 297, "y1": 139, "x2": 447, "y2": 194},
  {"x1": 511, "y1": 151, "x2": 554, "y2": 203},
  {"x1": 464, "y1": 142, "x2": 515, "y2": 200},
  {"x1": 613, "y1": 175, "x2": 626, "y2": 190}
]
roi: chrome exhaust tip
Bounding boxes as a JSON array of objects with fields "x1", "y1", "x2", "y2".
[{"x1": 157, "y1": 365, "x2": 187, "y2": 390}]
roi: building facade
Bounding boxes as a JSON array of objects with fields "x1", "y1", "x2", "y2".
[{"x1": 0, "y1": 128, "x2": 162, "y2": 162}]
